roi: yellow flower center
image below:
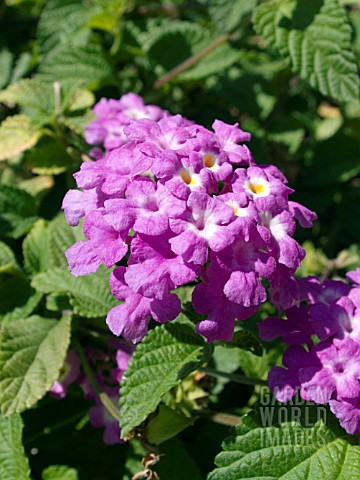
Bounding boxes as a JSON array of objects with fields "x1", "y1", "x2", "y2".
[
  {"x1": 204, "y1": 152, "x2": 216, "y2": 168},
  {"x1": 233, "y1": 207, "x2": 241, "y2": 216},
  {"x1": 249, "y1": 182, "x2": 265, "y2": 194},
  {"x1": 180, "y1": 169, "x2": 197, "y2": 186},
  {"x1": 181, "y1": 169, "x2": 192, "y2": 185},
  {"x1": 226, "y1": 200, "x2": 244, "y2": 217}
]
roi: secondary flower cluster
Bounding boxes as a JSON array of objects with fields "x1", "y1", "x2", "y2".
[
  {"x1": 259, "y1": 270, "x2": 360, "y2": 435},
  {"x1": 63, "y1": 93, "x2": 316, "y2": 343},
  {"x1": 50, "y1": 343, "x2": 133, "y2": 444}
]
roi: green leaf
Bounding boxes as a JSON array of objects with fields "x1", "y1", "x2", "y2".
[
  {"x1": 45, "y1": 293, "x2": 72, "y2": 312},
  {"x1": 268, "y1": 127, "x2": 305, "y2": 154},
  {"x1": 87, "y1": 0, "x2": 128, "y2": 32},
  {"x1": 0, "y1": 184, "x2": 38, "y2": 218},
  {"x1": 253, "y1": 0, "x2": 360, "y2": 103},
  {"x1": 0, "y1": 277, "x2": 42, "y2": 324},
  {"x1": 0, "y1": 241, "x2": 20, "y2": 274},
  {"x1": 18, "y1": 176, "x2": 54, "y2": 200},
  {"x1": 0, "y1": 184, "x2": 39, "y2": 238},
  {"x1": 0, "y1": 315, "x2": 71, "y2": 414},
  {"x1": 64, "y1": 89, "x2": 95, "y2": 112},
  {"x1": 37, "y1": 45, "x2": 113, "y2": 89},
  {"x1": 37, "y1": 0, "x2": 93, "y2": 55},
  {"x1": 0, "y1": 115, "x2": 42, "y2": 160},
  {"x1": 237, "y1": 348, "x2": 281, "y2": 381},
  {"x1": 302, "y1": 130, "x2": 360, "y2": 186},
  {"x1": 88, "y1": 11, "x2": 118, "y2": 32},
  {"x1": 154, "y1": 437, "x2": 203, "y2": 480},
  {"x1": 315, "y1": 116, "x2": 343, "y2": 141},
  {"x1": 0, "y1": 80, "x2": 55, "y2": 125},
  {"x1": 173, "y1": 286, "x2": 194, "y2": 304},
  {"x1": 23, "y1": 219, "x2": 51, "y2": 274},
  {"x1": 212, "y1": 346, "x2": 242, "y2": 395},
  {"x1": 28, "y1": 138, "x2": 74, "y2": 175},
  {"x1": 145, "y1": 405, "x2": 194, "y2": 445},
  {"x1": 297, "y1": 240, "x2": 329, "y2": 276},
  {"x1": 47, "y1": 214, "x2": 84, "y2": 269},
  {"x1": 0, "y1": 413, "x2": 31, "y2": 480},
  {"x1": 208, "y1": 402, "x2": 360, "y2": 479},
  {"x1": 42, "y1": 465, "x2": 79, "y2": 480},
  {"x1": 218, "y1": 330, "x2": 263, "y2": 356},
  {"x1": 32, "y1": 266, "x2": 118, "y2": 317},
  {"x1": 10, "y1": 52, "x2": 33, "y2": 84},
  {"x1": 349, "y1": 10, "x2": 360, "y2": 61},
  {"x1": 62, "y1": 110, "x2": 96, "y2": 135},
  {"x1": 145, "y1": 21, "x2": 239, "y2": 82},
  {"x1": 120, "y1": 323, "x2": 214, "y2": 438},
  {"x1": 177, "y1": 43, "x2": 240, "y2": 83},
  {"x1": 0, "y1": 49, "x2": 13, "y2": 90},
  {"x1": 0, "y1": 216, "x2": 40, "y2": 240},
  {"x1": 180, "y1": 301, "x2": 206, "y2": 325},
  {"x1": 209, "y1": 0, "x2": 257, "y2": 33}
]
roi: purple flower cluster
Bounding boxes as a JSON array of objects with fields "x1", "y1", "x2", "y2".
[
  {"x1": 259, "y1": 269, "x2": 360, "y2": 435},
  {"x1": 63, "y1": 93, "x2": 315, "y2": 343},
  {"x1": 80, "y1": 343, "x2": 134, "y2": 444},
  {"x1": 50, "y1": 343, "x2": 133, "y2": 444},
  {"x1": 50, "y1": 349, "x2": 81, "y2": 399},
  {"x1": 85, "y1": 92, "x2": 167, "y2": 155}
]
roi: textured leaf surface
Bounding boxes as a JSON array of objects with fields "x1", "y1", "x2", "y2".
[
  {"x1": 37, "y1": 45, "x2": 113, "y2": 89},
  {"x1": 62, "y1": 110, "x2": 96, "y2": 135},
  {"x1": 32, "y1": 266, "x2": 117, "y2": 317},
  {"x1": 120, "y1": 323, "x2": 213, "y2": 438},
  {"x1": 0, "y1": 184, "x2": 39, "y2": 238},
  {"x1": 0, "y1": 413, "x2": 30, "y2": 480},
  {"x1": 45, "y1": 293, "x2": 72, "y2": 312},
  {"x1": 48, "y1": 214, "x2": 84, "y2": 269},
  {"x1": 0, "y1": 315, "x2": 71, "y2": 414},
  {"x1": 23, "y1": 220, "x2": 51, "y2": 274},
  {"x1": 0, "y1": 216, "x2": 39, "y2": 240},
  {"x1": 37, "y1": 0, "x2": 93, "y2": 55},
  {"x1": 209, "y1": 0, "x2": 257, "y2": 32},
  {"x1": 0, "y1": 79, "x2": 55, "y2": 125},
  {"x1": 64, "y1": 88, "x2": 95, "y2": 112},
  {"x1": 10, "y1": 52, "x2": 32, "y2": 84},
  {"x1": 42, "y1": 465, "x2": 79, "y2": 480},
  {"x1": 22, "y1": 213, "x2": 84, "y2": 274},
  {"x1": 253, "y1": 0, "x2": 360, "y2": 103},
  {"x1": 28, "y1": 139, "x2": 74, "y2": 175},
  {"x1": 0, "y1": 115, "x2": 42, "y2": 160},
  {"x1": 208, "y1": 402, "x2": 360, "y2": 480},
  {"x1": 0, "y1": 184, "x2": 38, "y2": 218},
  {"x1": 145, "y1": 21, "x2": 239, "y2": 82},
  {"x1": 177, "y1": 43, "x2": 240, "y2": 82}
]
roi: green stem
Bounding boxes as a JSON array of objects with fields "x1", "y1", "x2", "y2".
[
  {"x1": 24, "y1": 409, "x2": 88, "y2": 445},
  {"x1": 198, "y1": 410, "x2": 242, "y2": 427},
  {"x1": 74, "y1": 339, "x2": 120, "y2": 422},
  {"x1": 153, "y1": 33, "x2": 229, "y2": 89},
  {"x1": 199, "y1": 367, "x2": 268, "y2": 387},
  {"x1": 320, "y1": 258, "x2": 337, "y2": 282}
]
